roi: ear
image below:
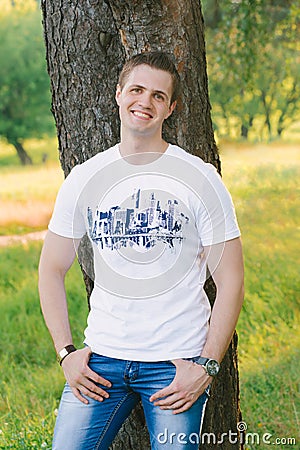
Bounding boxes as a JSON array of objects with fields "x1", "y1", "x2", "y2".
[
  {"x1": 115, "y1": 84, "x2": 122, "y2": 106},
  {"x1": 165, "y1": 100, "x2": 177, "y2": 119}
]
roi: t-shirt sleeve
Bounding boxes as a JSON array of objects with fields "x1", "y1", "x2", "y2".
[
  {"x1": 48, "y1": 165, "x2": 86, "y2": 239},
  {"x1": 196, "y1": 165, "x2": 241, "y2": 246}
]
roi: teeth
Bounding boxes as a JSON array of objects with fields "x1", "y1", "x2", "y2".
[{"x1": 133, "y1": 111, "x2": 150, "y2": 118}]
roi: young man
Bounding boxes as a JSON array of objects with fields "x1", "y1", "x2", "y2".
[{"x1": 39, "y1": 51, "x2": 244, "y2": 449}]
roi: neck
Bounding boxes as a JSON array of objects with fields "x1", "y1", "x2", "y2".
[{"x1": 119, "y1": 130, "x2": 168, "y2": 157}]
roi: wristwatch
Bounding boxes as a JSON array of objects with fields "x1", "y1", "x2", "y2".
[
  {"x1": 194, "y1": 357, "x2": 220, "y2": 376},
  {"x1": 57, "y1": 344, "x2": 77, "y2": 365}
]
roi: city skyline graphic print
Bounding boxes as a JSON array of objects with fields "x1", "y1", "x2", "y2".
[{"x1": 87, "y1": 188, "x2": 190, "y2": 252}]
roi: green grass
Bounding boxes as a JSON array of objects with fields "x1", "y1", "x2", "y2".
[
  {"x1": 0, "y1": 143, "x2": 299, "y2": 448},
  {"x1": 221, "y1": 144, "x2": 300, "y2": 448},
  {"x1": 0, "y1": 243, "x2": 87, "y2": 448}
]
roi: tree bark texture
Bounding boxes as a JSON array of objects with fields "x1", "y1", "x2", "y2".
[{"x1": 41, "y1": 1, "x2": 242, "y2": 448}]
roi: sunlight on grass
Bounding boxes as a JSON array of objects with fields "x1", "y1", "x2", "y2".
[
  {"x1": 0, "y1": 138, "x2": 63, "y2": 235},
  {"x1": 0, "y1": 136, "x2": 60, "y2": 167}
]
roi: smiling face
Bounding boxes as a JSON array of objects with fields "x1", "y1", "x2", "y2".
[{"x1": 115, "y1": 64, "x2": 177, "y2": 141}]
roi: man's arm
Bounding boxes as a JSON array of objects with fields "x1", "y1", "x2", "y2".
[
  {"x1": 150, "y1": 237, "x2": 244, "y2": 414},
  {"x1": 38, "y1": 230, "x2": 111, "y2": 404},
  {"x1": 201, "y1": 236, "x2": 244, "y2": 362}
]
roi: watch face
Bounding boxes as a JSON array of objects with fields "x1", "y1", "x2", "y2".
[{"x1": 206, "y1": 359, "x2": 220, "y2": 376}]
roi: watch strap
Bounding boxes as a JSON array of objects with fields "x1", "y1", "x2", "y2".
[
  {"x1": 57, "y1": 344, "x2": 77, "y2": 365},
  {"x1": 195, "y1": 357, "x2": 209, "y2": 365}
]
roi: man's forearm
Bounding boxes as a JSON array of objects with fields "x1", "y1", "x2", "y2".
[
  {"x1": 201, "y1": 281, "x2": 244, "y2": 363},
  {"x1": 38, "y1": 231, "x2": 77, "y2": 354},
  {"x1": 39, "y1": 271, "x2": 73, "y2": 353},
  {"x1": 202, "y1": 238, "x2": 244, "y2": 363}
]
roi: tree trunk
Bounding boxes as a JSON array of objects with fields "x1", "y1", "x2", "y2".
[
  {"x1": 260, "y1": 90, "x2": 273, "y2": 140},
  {"x1": 240, "y1": 124, "x2": 248, "y2": 139},
  {"x1": 240, "y1": 116, "x2": 253, "y2": 140},
  {"x1": 12, "y1": 141, "x2": 33, "y2": 165},
  {"x1": 41, "y1": 1, "x2": 242, "y2": 448}
]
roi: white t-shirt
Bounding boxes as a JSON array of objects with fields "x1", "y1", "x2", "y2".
[{"x1": 49, "y1": 144, "x2": 240, "y2": 361}]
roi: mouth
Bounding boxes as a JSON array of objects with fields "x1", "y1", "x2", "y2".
[{"x1": 131, "y1": 110, "x2": 153, "y2": 119}]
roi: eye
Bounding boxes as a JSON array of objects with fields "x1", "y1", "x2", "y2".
[
  {"x1": 131, "y1": 87, "x2": 142, "y2": 94},
  {"x1": 154, "y1": 93, "x2": 164, "y2": 101}
]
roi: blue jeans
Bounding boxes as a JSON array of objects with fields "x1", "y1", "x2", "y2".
[{"x1": 52, "y1": 353, "x2": 209, "y2": 449}]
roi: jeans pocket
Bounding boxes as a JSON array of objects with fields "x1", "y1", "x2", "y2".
[{"x1": 204, "y1": 384, "x2": 211, "y2": 397}]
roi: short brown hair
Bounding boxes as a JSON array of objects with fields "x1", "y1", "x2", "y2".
[{"x1": 118, "y1": 51, "x2": 181, "y2": 104}]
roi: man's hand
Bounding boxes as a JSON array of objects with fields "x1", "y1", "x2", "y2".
[
  {"x1": 61, "y1": 346, "x2": 112, "y2": 404},
  {"x1": 149, "y1": 359, "x2": 211, "y2": 414}
]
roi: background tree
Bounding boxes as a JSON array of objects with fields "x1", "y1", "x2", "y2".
[
  {"x1": 256, "y1": 4, "x2": 300, "y2": 139},
  {"x1": 0, "y1": 4, "x2": 54, "y2": 164},
  {"x1": 203, "y1": 0, "x2": 300, "y2": 141},
  {"x1": 41, "y1": 1, "x2": 243, "y2": 448}
]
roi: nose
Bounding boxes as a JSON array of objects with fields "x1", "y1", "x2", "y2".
[{"x1": 138, "y1": 91, "x2": 152, "y2": 108}]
